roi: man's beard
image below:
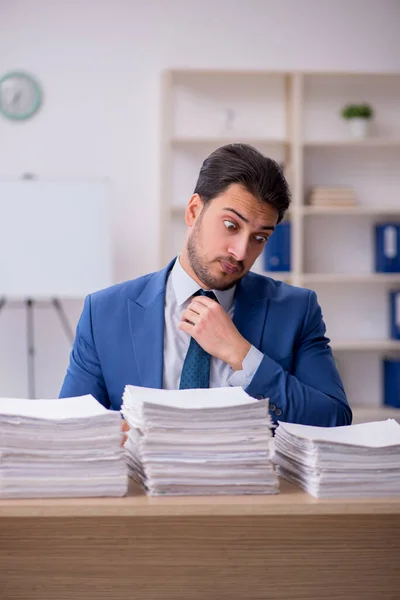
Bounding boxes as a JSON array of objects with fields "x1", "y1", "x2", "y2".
[{"x1": 187, "y1": 216, "x2": 244, "y2": 291}]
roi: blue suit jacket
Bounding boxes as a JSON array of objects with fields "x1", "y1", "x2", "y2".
[{"x1": 59, "y1": 259, "x2": 352, "y2": 427}]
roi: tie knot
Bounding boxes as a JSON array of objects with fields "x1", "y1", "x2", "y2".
[{"x1": 195, "y1": 289, "x2": 218, "y2": 302}]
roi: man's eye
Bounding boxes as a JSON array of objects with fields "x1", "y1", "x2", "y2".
[
  {"x1": 223, "y1": 220, "x2": 237, "y2": 230},
  {"x1": 254, "y1": 235, "x2": 268, "y2": 244}
]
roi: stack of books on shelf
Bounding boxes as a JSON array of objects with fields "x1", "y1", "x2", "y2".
[
  {"x1": 308, "y1": 186, "x2": 357, "y2": 207},
  {"x1": 0, "y1": 395, "x2": 128, "y2": 498},
  {"x1": 273, "y1": 419, "x2": 400, "y2": 498},
  {"x1": 122, "y1": 385, "x2": 278, "y2": 496}
]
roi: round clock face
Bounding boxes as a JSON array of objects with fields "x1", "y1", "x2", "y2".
[{"x1": 0, "y1": 71, "x2": 42, "y2": 120}]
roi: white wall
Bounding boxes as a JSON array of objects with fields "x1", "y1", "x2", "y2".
[{"x1": 0, "y1": 0, "x2": 399, "y2": 398}]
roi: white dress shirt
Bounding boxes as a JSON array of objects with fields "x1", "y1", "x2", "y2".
[{"x1": 162, "y1": 257, "x2": 263, "y2": 390}]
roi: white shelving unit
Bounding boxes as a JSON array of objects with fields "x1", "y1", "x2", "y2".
[
  {"x1": 301, "y1": 206, "x2": 400, "y2": 216},
  {"x1": 160, "y1": 69, "x2": 400, "y2": 418}
]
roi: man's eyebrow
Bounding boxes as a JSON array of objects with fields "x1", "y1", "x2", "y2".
[{"x1": 223, "y1": 207, "x2": 276, "y2": 231}]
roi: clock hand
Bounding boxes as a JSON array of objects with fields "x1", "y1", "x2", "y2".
[{"x1": 12, "y1": 91, "x2": 22, "y2": 107}]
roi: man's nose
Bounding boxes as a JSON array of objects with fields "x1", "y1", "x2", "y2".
[{"x1": 228, "y1": 237, "x2": 250, "y2": 262}]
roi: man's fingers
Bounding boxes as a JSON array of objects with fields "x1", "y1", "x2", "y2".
[
  {"x1": 181, "y1": 308, "x2": 200, "y2": 325},
  {"x1": 190, "y1": 296, "x2": 217, "y2": 307},
  {"x1": 179, "y1": 320, "x2": 194, "y2": 335},
  {"x1": 187, "y1": 300, "x2": 206, "y2": 314}
]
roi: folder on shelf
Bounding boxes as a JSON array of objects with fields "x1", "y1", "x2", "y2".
[
  {"x1": 263, "y1": 221, "x2": 291, "y2": 272},
  {"x1": 384, "y1": 358, "x2": 400, "y2": 408},
  {"x1": 375, "y1": 224, "x2": 400, "y2": 273},
  {"x1": 390, "y1": 290, "x2": 400, "y2": 339}
]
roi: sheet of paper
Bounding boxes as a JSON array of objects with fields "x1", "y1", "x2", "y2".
[
  {"x1": 278, "y1": 419, "x2": 400, "y2": 448},
  {"x1": 0, "y1": 395, "x2": 109, "y2": 420},
  {"x1": 124, "y1": 385, "x2": 260, "y2": 409}
]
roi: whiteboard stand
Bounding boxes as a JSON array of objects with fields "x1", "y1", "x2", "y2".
[
  {"x1": 0, "y1": 177, "x2": 112, "y2": 398},
  {"x1": 0, "y1": 297, "x2": 74, "y2": 399}
]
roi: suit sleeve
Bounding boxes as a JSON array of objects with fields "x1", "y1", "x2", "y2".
[
  {"x1": 59, "y1": 295, "x2": 110, "y2": 408},
  {"x1": 245, "y1": 290, "x2": 352, "y2": 427}
]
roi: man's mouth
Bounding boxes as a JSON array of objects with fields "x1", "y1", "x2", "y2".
[{"x1": 220, "y1": 260, "x2": 241, "y2": 275}]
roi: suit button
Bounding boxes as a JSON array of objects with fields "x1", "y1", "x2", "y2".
[
  {"x1": 275, "y1": 408, "x2": 282, "y2": 417},
  {"x1": 269, "y1": 403, "x2": 276, "y2": 412},
  {"x1": 256, "y1": 395, "x2": 264, "y2": 400}
]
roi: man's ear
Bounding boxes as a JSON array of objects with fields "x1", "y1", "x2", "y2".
[{"x1": 185, "y1": 193, "x2": 204, "y2": 227}]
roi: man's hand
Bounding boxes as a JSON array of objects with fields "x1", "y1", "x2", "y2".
[
  {"x1": 121, "y1": 419, "x2": 130, "y2": 446},
  {"x1": 179, "y1": 295, "x2": 251, "y2": 371}
]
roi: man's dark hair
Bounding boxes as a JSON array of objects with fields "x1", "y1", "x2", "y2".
[{"x1": 193, "y1": 143, "x2": 291, "y2": 223}]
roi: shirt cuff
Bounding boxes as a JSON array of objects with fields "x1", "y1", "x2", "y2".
[{"x1": 227, "y1": 345, "x2": 264, "y2": 388}]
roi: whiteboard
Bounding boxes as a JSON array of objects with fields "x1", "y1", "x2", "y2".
[{"x1": 0, "y1": 179, "x2": 112, "y2": 298}]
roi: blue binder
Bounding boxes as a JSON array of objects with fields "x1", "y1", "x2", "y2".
[
  {"x1": 375, "y1": 224, "x2": 400, "y2": 272},
  {"x1": 263, "y1": 221, "x2": 291, "y2": 272},
  {"x1": 389, "y1": 290, "x2": 400, "y2": 339},
  {"x1": 383, "y1": 358, "x2": 400, "y2": 408}
]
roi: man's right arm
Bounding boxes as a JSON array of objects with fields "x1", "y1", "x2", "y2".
[{"x1": 59, "y1": 295, "x2": 110, "y2": 408}]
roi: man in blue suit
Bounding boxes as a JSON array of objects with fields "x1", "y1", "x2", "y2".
[{"x1": 60, "y1": 143, "x2": 351, "y2": 427}]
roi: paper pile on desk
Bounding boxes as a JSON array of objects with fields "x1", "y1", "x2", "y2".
[
  {"x1": 122, "y1": 386, "x2": 278, "y2": 496},
  {"x1": 274, "y1": 419, "x2": 400, "y2": 498},
  {"x1": 0, "y1": 395, "x2": 128, "y2": 498}
]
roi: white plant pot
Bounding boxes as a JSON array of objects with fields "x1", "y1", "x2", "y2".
[{"x1": 348, "y1": 117, "x2": 370, "y2": 139}]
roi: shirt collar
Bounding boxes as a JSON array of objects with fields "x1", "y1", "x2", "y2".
[{"x1": 171, "y1": 256, "x2": 236, "y2": 312}]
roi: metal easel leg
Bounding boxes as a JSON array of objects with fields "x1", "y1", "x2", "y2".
[
  {"x1": 51, "y1": 298, "x2": 74, "y2": 344},
  {"x1": 1, "y1": 298, "x2": 74, "y2": 399}
]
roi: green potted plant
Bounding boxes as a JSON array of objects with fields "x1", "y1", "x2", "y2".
[{"x1": 340, "y1": 103, "x2": 374, "y2": 139}]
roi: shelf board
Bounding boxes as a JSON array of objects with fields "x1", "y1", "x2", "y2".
[
  {"x1": 171, "y1": 206, "x2": 294, "y2": 217},
  {"x1": 170, "y1": 68, "x2": 290, "y2": 76},
  {"x1": 302, "y1": 273, "x2": 400, "y2": 284},
  {"x1": 261, "y1": 271, "x2": 292, "y2": 281},
  {"x1": 170, "y1": 137, "x2": 289, "y2": 147},
  {"x1": 331, "y1": 339, "x2": 400, "y2": 352},
  {"x1": 351, "y1": 406, "x2": 400, "y2": 424},
  {"x1": 304, "y1": 138, "x2": 400, "y2": 148},
  {"x1": 301, "y1": 206, "x2": 400, "y2": 216}
]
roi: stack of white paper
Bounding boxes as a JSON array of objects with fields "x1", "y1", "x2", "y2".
[
  {"x1": 308, "y1": 186, "x2": 357, "y2": 206},
  {"x1": 122, "y1": 386, "x2": 278, "y2": 496},
  {"x1": 274, "y1": 419, "x2": 400, "y2": 498},
  {"x1": 0, "y1": 395, "x2": 128, "y2": 498}
]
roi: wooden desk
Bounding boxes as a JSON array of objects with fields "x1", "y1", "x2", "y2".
[{"x1": 1, "y1": 480, "x2": 399, "y2": 600}]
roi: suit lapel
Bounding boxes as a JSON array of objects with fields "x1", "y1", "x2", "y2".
[
  {"x1": 128, "y1": 260, "x2": 175, "y2": 388},
  {"x1": 233, "y1": 273, "x2": 270, "y2": 350}
]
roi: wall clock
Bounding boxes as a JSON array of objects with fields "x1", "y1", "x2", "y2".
[{"x1": 0, "y1": 71, "x2": 43, "y2": 121}]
